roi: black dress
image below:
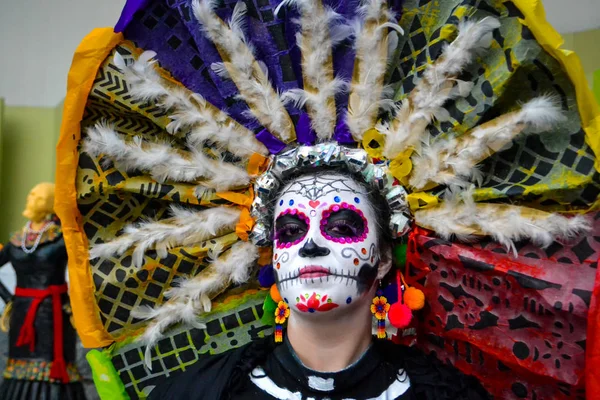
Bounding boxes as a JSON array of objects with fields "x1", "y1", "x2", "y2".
[
  {"x1": 149, "y1": 336, "x2": 490, "y2": 400},
  {"x1": 0, "y1": 223, "x2": 86, "y2": 400}
]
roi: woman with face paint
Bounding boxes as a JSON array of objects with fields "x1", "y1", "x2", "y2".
[
  {"x1": 147, "y1": 165, "x2": 493, "y2": 400},
  {"x1": 272, "y1": 171, "x2": 394, "y2": 371},
  {"x1": 60, "y1": 0, "x2": 598, "y2": 398},
  {"x1": 149, "y1": 169, "x2": 491, "y2": 400},
  {"x1": 258, "y1": 169, "x2": 491, "y2": 398}
]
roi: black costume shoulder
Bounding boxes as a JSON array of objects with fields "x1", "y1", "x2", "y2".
[
  {"x1": 149, "y1": 338, "x2": 490, "y2": 400},
  {"x1": 376, "y1": 340, "x2": 490, "y2": 400},
  {"x1": 149, "y1": 341, "x2": 254, "y2": 400}
]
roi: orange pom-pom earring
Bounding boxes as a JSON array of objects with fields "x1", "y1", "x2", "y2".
[
  {"x1": 270, "y1": 284, "x2": 283, "y2": 303},
  {"x1": 388, "y1": 270, "x2": 425, "y2": 329},
  {"x1": 404, "y1": 286, "x2": 425, "y2": 311}
]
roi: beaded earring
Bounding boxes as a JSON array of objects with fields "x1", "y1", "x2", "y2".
[
  {"x1": 270, "y1": 283, "x2": 289, "y2": 343},
  {"x1": 274, "y1": 301, "x2": 290, "y2": 343},
  {"x1": 371, "y1": 284, "x2": 390, "y2": 339}
]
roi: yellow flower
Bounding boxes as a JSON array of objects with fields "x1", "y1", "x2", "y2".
[
  {"x1": 362, "y1": 128, "x2": 386, "y2": 159},
  {"x1": 370, "y1": 296, "x2": 390, "y2": 320},
  {"x1": 274, "y1": 301, "x2": 290, "y2": 325},
  {"x1": 389, "y1": 148, "x2": 414, "y2": 185}
]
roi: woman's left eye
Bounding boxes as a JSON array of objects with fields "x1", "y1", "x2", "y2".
[{"x1": 325, "y1": 218, "x2": 363, "y2": 238}]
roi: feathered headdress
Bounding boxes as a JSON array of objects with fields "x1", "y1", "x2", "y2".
[{"x1": 56, "y1": 0, "x2": 599, "y2": 398}]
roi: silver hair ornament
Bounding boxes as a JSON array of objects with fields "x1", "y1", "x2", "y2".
[{"x1": 250, "y1": 143, "x2": 412, "y2": 245}]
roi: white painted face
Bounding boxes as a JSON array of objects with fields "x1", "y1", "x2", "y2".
[{"x1": 272, "y1": 173, "x2": 380, "y2": 317}]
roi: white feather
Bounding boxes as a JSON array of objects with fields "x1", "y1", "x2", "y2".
[
  {"x1": 211, "y1": 62, "x2": 231, "y2": 79},
  {"x1": 515, "y1": 96, "x2": 566, "y2": 133},
  {"x1": 280, "y1": 88, "x2": 309, "y2": 109},
  {"x1": 257, "y1": 60, "x2": 270, "y2": 78},
  {"x1": 115, "y1": 50, "x2": 267, "y2": 158},
  {"x1": 451, "y1": 79, "x2": 475, "y2": 98},
  {"x1": 432, "y1": 107, "x2": 451, "y2": 122},
  {"x1": 135, "y1": 241, "x2": 260, "y2": 367},
  {"x1": 330, "y1": 23, "x2": 354, "y2": 46},
  {"x1": 281, "y1": 78, "x2": 349, "y2": 140},
  {"x1": 165, "y1": 272, "x2": 223, "y2": 302},
  {"x1": 83, "y1": 121, "x2": 250, "y2": 191},
  {"x1": 89, "y1": 206, "x2": 241, "y2": 267},
  {"x1": 192, "y1": 0, "x2": 295, "y2": 142},
  {"x1": 347, "y1": 0, "x2": 402, "y2": 141},
  {"x1": 280, "y1": 0, "x2": 349, "y2": 140},
  {"x1": 113, "y1": 51, "x2": 127, "y2": 70},
  {"x1": 377, "y1": 21, "x2": 404, "y2": 35},
  {"x1": 134, "y1": 299, "x2": 207, "y2": 370},
  {"x1": 167, "y1": 241, "x2": 259, "y2": 301},
  {"x1": 274, "y1": 0, "x2": 295, "y2": 16},
  {"x1": 410, "y1": 96, "x2": 565, "y2": 189},
  {"x1": 424, "y1": 18, "x2": 501, "y2": 83},
  {"x1": 194, "y1": 185, "x2": 215, "y2": 199},
  {"x1": 387, "y1": 31, "x2": 399, "y2": 63},
  {"x1": 382, "y1": 17, "x2": 500, "y2": 159},
  {"x1": 415, "y1": 189, "x2": 590, "y2": 256},
  {"x1": 229, "y1": 1, "x2": 248, "y2": 38},
  {"x1": 212, "y1": 241, "x2": 259, "y2": 284}
]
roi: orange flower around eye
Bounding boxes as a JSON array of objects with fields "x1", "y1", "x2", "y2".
[
  {"x1": 274, "y1": 301, "x2": 290, "y2": 325},
  {"x1": 370, "y1": 296, "x2": 390, "y2": 321}
]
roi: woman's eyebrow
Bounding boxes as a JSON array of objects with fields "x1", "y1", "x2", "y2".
[
  {"x1": 274, "y1": 214, "x2": 307, "y2": 227},
  {"x1": 326, "y1": 209, "x2": 363, "y2": 221}
]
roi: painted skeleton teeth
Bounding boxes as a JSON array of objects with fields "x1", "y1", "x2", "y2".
[{"x1": 278, "y1": 267, "x2": 362, "y2": 289}]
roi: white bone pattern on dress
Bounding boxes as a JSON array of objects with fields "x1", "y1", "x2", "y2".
[{"x1": 249, "y1": 367, "x2": 410, "y2": 399}]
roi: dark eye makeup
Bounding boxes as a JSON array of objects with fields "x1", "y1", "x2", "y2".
[
  {"x1": 321, "y1": 205, "x2": 368, "y2": 243},
  {"x1": 274, "y1": 211, "x2": 309, "y2": 248}
]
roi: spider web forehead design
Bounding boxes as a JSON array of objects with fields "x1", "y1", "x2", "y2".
[{"x1": 280, "y1": 175, "x2": 369, "y2": 201}]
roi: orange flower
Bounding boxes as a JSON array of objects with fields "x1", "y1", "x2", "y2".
[
  {"x1": 370, "y1": 296, "x2": 390, "y2": 320},
  {"x1": 274, "y1": 301, "x2": 290, "y2": 325}
]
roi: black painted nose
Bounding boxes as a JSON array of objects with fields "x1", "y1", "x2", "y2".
[{"x1": 299, "y1": 239, "x2": 330, "y2": 258}]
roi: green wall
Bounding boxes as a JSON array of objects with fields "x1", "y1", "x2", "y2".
[
  {"x1": 594, "y1": 69, "x2": 600, "y2": 105},
  {"x1": 0, "y1": 106, "x2": 60, "y2": 241},
  {"x1": 563, "y1": 29, "x2": 600, "y2": 93},
  {"x1": 0, "y1": 99, "x2": 4, "y2": 199}
]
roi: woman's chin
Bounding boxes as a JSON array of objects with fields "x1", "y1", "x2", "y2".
[{"x1": 23, "y1": 212, "x2": 45, "y2": 222}]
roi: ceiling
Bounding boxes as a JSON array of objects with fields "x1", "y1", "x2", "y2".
[{"x1": 544, "y1": 0, "x2": 600, "y2": 33}]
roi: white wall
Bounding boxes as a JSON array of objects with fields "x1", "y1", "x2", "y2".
[
  {"x1": 544, "y1": 0, "x2": 600, "y2": 34},
  {"x1": 0, "y1": 0, "x2": 599, "y2": 107},
  {"x1": 0, "y1": 0, "x2": 125, "y2": 107}
]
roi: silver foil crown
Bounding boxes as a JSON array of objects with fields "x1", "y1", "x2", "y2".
[{"x1": 250, "y1": 143, "x2": 412, "y2": 246}]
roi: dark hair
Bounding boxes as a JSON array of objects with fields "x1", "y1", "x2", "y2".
[{"x1": 274, "y1": 165, "x2": 394, "y2": 248}]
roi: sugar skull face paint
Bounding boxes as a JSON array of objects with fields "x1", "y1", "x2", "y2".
[{"x1": 273, "y1": 173, "x2": 380, "y2": 316}]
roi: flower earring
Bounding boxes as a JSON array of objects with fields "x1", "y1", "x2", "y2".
[
  {"x1": 371, "y1": 286, "x2": 390, "y2": 339},
  {"x1": 259, "y1": 280, "x2": 289, "y2": 343},
  {"x1": 274, "y1": 301, "x2": 290, "y2": 343}
]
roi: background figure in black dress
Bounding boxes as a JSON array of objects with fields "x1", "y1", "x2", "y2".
[{"x1": 0, "y1": 182, "x2": 86, "y2": 400}]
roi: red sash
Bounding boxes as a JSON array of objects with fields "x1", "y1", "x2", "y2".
[{"x1": 15, "y1": 284, "x2": 70, "y2": 383}]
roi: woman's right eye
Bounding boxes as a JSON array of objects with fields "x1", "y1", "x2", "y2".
[{"x1": 275, "y1": 223, "x2": 306, "y2": 243}]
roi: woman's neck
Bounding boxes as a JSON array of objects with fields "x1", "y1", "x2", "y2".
[{"x1": 286, "y1": 302, "x2": 373, "y2": 373}]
